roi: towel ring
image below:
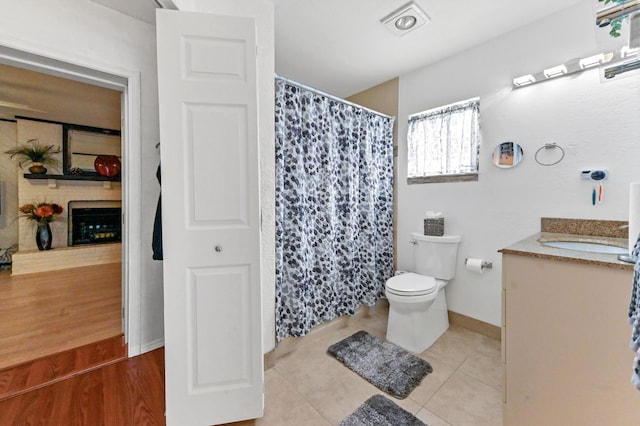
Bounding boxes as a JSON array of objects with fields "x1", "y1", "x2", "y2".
[{"x1": 535, "y1": 143, "x2": 565, "y2": 166}]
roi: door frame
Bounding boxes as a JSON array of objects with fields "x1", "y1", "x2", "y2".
[{"x1": 0, "y1": 40, "x2": 144, "y2": 357}]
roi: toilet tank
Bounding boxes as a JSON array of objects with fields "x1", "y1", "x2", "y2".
[{"x1": 411, "y1": 232, "x2": 461, "y2": 280}]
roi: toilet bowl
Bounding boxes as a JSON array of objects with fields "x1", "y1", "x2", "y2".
[
  {"x1": 385, "y1": 233, "x2": 460, "y2": 353},
  {"x1": 385, "y1": 273, "x2": 449, "y2": 353}
]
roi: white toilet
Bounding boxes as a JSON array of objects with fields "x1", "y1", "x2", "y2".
[{"x1": 385, "y1": 232, "x2": 461, "y2": 353}]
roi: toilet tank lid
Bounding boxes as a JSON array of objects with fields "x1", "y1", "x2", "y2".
[{"x1": 411, "y1": 233, "x2": 461, "y2": 243}]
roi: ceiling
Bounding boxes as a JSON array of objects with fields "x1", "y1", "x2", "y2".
[
  {"x1": 273, "y1": 0, "x2": 584, "y2": 97},
  {"x1": 0, "y1": 0, "x2": 587, "y2": 124},
  {"x1": 0, "y1": 63, "x2": 121, "y2": 127},
  {"x1": 87, "y1": 0, "x2": 585, "y2": 97}
]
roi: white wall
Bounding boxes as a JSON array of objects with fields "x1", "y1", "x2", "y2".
[
  {"x1": 0, "y1": 121, "x2": 17, "y2": 251},
  {"x1": 0, "y1": 0, "x2": 164, "y2": 351},
  {"x1": 397, "y1": 3, "x2": 640, "y2": 326}
]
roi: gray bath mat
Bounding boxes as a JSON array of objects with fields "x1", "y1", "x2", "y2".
[
  {"x1": 340, "y1": 394, "x2": 427, "y2": 426},
  {"x1": 327, "y1": 330, "x2": 432, "y2": 399}
]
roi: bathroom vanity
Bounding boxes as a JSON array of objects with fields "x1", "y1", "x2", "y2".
[{"x1": 501, "y1": 220, "x2": 639, "y2": 425}]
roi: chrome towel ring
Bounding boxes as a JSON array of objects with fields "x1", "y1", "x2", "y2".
[{"x1": 535, "y1": 143, "x2": 565, "y2": 166}]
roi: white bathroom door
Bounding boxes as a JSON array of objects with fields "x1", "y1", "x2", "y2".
[{"x1": 157, "y1": 8, "x2": 264, "y2": 425}]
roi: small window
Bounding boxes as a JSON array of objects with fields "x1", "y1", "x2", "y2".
[{"x1": 407, "y1": 97, "x2": 480, "y2": 184}]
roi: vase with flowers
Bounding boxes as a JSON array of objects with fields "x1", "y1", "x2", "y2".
[{"x1": 19, "y1": 202, "x2": 64, "y2": 250}]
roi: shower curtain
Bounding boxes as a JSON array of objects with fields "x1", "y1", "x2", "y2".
[{"x1": 275, "y1": 77, "x2": 395, "y2": 341}]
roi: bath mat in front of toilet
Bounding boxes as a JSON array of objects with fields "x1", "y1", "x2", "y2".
[
  {"x1": 339, "y1": 394, "x2": 427, "y2": 426},
  {"x1": 327, "y1": 331, "x2": 432, "y2": 399}
]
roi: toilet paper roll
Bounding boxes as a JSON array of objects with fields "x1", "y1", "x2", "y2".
[
  {"x1": 466, "y1": 258, "x2": 485, "y2": 274},
  {"x1": 630, "y1": 183, "x2": 640, "y2": 254}
]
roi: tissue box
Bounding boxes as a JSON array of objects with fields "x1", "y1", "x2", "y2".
[{"x1": 424, "y1": 218, "x2": 444, "y2": 236}]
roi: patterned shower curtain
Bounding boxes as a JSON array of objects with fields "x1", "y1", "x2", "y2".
[{"x1": 275, "y1": 77, "x2": 395, "y2": 341}]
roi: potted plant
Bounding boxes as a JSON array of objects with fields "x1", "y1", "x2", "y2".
[{"x1": 5, "y1": 138, "x2": 61, "y2": 174}]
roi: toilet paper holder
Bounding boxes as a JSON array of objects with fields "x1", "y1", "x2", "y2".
[{"x1": 465, "y1": 258, "x2": 493, "y2": 270}]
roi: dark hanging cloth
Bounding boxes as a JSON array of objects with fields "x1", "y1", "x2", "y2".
[{"x1": 152, "y1": 164, "x2": 163, "y2": 260}]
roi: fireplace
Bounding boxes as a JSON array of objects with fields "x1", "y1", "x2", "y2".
[{"x1": 68, "y1": 200, "x2": 122, "y2": 246}]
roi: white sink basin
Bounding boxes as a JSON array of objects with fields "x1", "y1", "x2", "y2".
[{"x1": 541, "y1": 241, "x2": 628, "y2": 255}]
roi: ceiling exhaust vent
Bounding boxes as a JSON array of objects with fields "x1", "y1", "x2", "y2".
[{"x1": 380, "y1": 1, "x2": 430, "y2": 37}]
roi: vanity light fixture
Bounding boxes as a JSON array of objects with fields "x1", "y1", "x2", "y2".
[
  {"x1": 621, "y1": 45, "x2": 639, "y2": 58},
  {"x1": 579, "y1": 53, "x2": 605, "y2": 69},
  {"x1": 381, "y1": 2, "x2": 430, "y2": 36},
  {"x1": 513, "y1": 74, "x2": 536, "y2": 87},
  {"x1": 543, "y1": 64, "x2": 568, "y2": 78},
  {"x1": 513, "y1": 46, "x2": 640, "y2": 88}
]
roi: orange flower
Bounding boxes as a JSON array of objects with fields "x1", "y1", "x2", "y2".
[
  {"x1": 19, "y1": 201, "x2": 64, "y2": 224},
  {"x1": 36, "y1": 205, "x2": 54, "y2": 218}
]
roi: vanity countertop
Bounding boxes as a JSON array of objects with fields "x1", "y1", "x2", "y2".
[{"x1": 499, "y1": 232, "x2": 633, "y2": 271}]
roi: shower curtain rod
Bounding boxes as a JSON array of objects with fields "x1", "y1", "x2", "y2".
[{"x1": 275, "y1": 74, "x2": 395, "y2": 120}]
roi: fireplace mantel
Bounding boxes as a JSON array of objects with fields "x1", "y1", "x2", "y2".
[
  {"x1": 24, "y1": 173, "x2": 121, "y2": 182},
  {"x1": 23, "y1": 173, "x2": 120, "y2": 190}
]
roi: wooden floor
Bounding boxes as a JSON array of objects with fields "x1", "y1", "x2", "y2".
[
  {"x1": 0, "y1": 263, "x2": 163, "y2": 425},
  {"x1": 0, "y1": 335, "x2": 126, "y2": 401},
  {"x1": 0, "y1": 347, "x2": 165, "y2": 425},
  {"x1": 0, "y1": 262, "x2": 123, "y2": 370}
]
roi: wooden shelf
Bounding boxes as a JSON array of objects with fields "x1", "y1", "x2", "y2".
[{"x1": 24, "y1": 173, "x2": 121, "y2": 182}]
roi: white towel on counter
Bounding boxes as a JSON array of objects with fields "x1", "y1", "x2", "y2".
[{"x1": 628, "y1": 232, "x2": 640, "y2": 389}]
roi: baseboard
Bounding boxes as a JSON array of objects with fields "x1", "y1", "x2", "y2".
[
  {"x1": 264, "y1": 350, "x2": 276, "y2": 370},
  {"x1": 265, "y1": 300, "x2": 389, "y2": 371},
  {"x1": 264, "y1": 305, "x2": 500, "y2": 370},
  {"x1": 141, "y1": 338, "x2": 165, "y2": 354},
  {"x1": 448, "y1": 311, "x2": 501, "y2": 341}
]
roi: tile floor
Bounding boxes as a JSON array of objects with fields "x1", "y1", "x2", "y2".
[{"x1": 231, "y1": 302, "x2": 503, "y2": 426}]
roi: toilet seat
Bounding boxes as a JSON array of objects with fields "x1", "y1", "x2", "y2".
[{"x1": 385, "y1": 273, "x2": 437, "y2": 297}]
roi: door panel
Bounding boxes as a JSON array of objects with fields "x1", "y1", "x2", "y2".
[
  {"x1": 186, "y1": 104, "x2": 249, "y2": 225},
  {"x1": 184, "y1": 37, "x2": 248, "y2": 80},
  {"x1": 188, "y1": 265, "x2": 252, "y2": 388}
]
